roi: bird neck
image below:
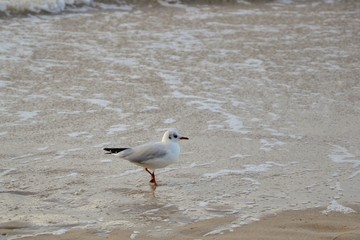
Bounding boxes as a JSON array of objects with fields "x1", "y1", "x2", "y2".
[
  {"x1": 162, "y1": 133, "x2": 170, "y2": 144},
  {"x1": 162, "y1": 138, "x2": 178, "y2": 148}
]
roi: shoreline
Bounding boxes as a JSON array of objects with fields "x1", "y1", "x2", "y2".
[{"x1": 2, "y1": 205, "x2": 359, "y2": 240}]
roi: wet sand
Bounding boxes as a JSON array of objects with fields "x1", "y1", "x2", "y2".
[{"x1": 2, "y1": 206, "x2": 359, "y2": 239}]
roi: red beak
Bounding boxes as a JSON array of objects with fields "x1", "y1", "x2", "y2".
[{"x1": 180, "y1": 136, "x2": 189, "y2": 140}]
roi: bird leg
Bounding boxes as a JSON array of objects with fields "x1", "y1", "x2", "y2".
[{"x1": 145, "y1": 168, "x2": 157, "y2": 185}]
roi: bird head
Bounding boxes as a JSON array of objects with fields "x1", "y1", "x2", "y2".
[{"x1": 162, "y1": 129, "x2": 189, "y2": 143}]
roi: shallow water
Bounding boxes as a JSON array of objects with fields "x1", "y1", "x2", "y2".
[{"x1": 1, "y1": 0, "x2": 360, "y2": 238}]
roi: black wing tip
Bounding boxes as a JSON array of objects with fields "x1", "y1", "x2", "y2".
[{"x1": 103, "y1": 148, "x2": 128, "y2": 154}]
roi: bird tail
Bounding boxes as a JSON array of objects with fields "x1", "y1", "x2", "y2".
[{"x1": 103, "y1": 148, "x2": 128, "y2": 154}]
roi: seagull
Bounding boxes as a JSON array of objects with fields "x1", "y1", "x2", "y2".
[{"x1": 104, "y1": 129, "x2": 189, "y2": 186}]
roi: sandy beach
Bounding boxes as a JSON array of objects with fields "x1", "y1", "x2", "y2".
[
  {"x1": 1, "y1": 0, "x2": 360, "y2": 239},
  {"x1": 2, "y1": 207, "x2": 360, "y2": 239}
]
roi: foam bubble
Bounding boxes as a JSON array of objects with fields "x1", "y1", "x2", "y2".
[
  {"x1": 348, "y1": 170, "x2": 360, "y2": 179},
  {"x1": 260, "y1": 139, "x2": 286, "y2": 152},
  {"x1": 130, "y1": 231, "x2": 140, "y2": 239},
  {"x1": 144, "y1": 106, "x2": 160, "y2": 111},
  {"x1": 52, "y1": 228, "x2": 68, "y2": 235},
  {"x1": 164, "y1": 118, "x2": 176, "y2": 124},
  {"x1": 230, "y1": 154, "x2": 252, "y2": 160},
  {"x1": 224, "y1": 113, "x2": 247, "y2": 134},
  {"x1": 203, "y1": 164, "x2": 272, "y2": 180},
  {"x1": 57, "y1": 111, "x2": 81, "y2": 115},
  {"x1": 18, "y1": 111, "x2": 39, "y2": 121},
  {"x1": 158, "y1": 72, "x2": 182, "y2": 87},
  {"x1": 0, "y1": 0, "x2": 132, "y2": 16},
  {"x1": 55, "y1": 148, "x2": 82, "y2": 160},
  {"x1": 322, "y1": 200, "x2": 356, "y2": 214},
  {"x1": 329, "y1": 145, "x2": 360, "y2": 167},
  {"x1": 86, "y1": 99, "x2": 112, "y2": 107},
  {"x1": 106, "y1": 124, "x2": 128, "y2": 135},
  {"x1": 100, "y1": 159, "x2": 112, "y2": 163},
  {"x1": 67, "y1": 132, "x2": 93, "y2": 138},
  {"x1": 0, "y1": 168, "x2": 16, "y2": 177}
]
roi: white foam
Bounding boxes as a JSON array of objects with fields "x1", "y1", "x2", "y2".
[
  {"x1": 95, "y1": 2, "x2": 131, "y2": 11},
  {"x1": 37, "y1": 146, "x2": 49, "y2": 151},
  {"x1": 208, "y1": 123, "x2": 224, "y2": 130},
  {"x1": 264, "y1": 127, "x2": 285, "y2": 137},
  {"x1": 0, "y1": 0, "x2": 130, "y2": 15},
  {"x1": 57, "y1": 111, "x2": 81, "y2": 115},
  {"x1": 18, "y1": 111, "x2": 39, "y2": 121},
  {"x1": 243, "y1": 164, "x2": 273, "y2": 172},
  {"x1": 230, "y1": 154, "x2": 251, "y2": 160},
  {"x1": 322, "y1": 200, "x2": 356, "y2": 214},
  {"x1": 100, "y1": 159, "x2": 112, "y2": 163},
  {"x1": 203, "y1": 164, "x2": 272, "y2": 180},
  {"x1": 9, "y1": 154, "x2": 35, "y2": 161},
  {"x1": 348, "y1": 170, "x2": 360, "y2": 179},
  {"x1": 164, "y1": 118, "x2": 176, "y2": 124},
  {"x1": 173, "y1": 91, "x2": 246, "y2": 133},
  {"x1": 54, "y1": 172, "x2": 79, "y2": 179},
  {"x1": 265, "y1": 161, "x2": 289, "y2": 167},
  {"x1": 250, "y1": 118, "x2": 261, "y2": 122},
  {"x1": 203, "y1": 228, "x2": 227, "y2": 237},
  {"x1": 55, "y1": 148, "x2": 82, "y2": 160},
  {"x1": 198, "y1": 201, "x2": 209, "y2": 207},
  {"x1": 260, "y1": 138, "x2": 286, "y2": 152},
  {"x1": 106, "y1": 124, "x2": 128, "y2": 135},
  {"x1": 242, "y1": 177, "x2": 260, "y2": 185},
  {"x1": 158, "y1": 72, "x2": 182, "y2": 88},
  {"x1": 52, "y1": 229, "x2": 68, "y2": 235},
  {"x1": 186, "y1": 161, "x2": 214, "y2": 168},
  {"x1": 224, "y1": 112, "x2": 247, "y2": 134},
  {"x1": 329, "y1": 145, "x2": 360, "y2": 167},
  {"x1": 216, "y1": 58, "x2": 265, "y2": 72},
  {"x1": 86, "y1": 99, "x2": 112, "y2": 107},
  {"x1": 143, "y1": 94, "x2": 156, "y2": 102},
  {"x1": 130, "y1": 230, "x2": 140, "y2": 239},
  {"x1": 67, "y1": 132, "x2": 92, "y2": 138},
  {"x1": 0, "y1": 0, "x2": 72, "y2": 14},
  {"x1": 0, "y1": 168, "x2": 16, "y2": 177},
  {"x1": 144, "y1": 106, "x2": 160, "y2": 111}
]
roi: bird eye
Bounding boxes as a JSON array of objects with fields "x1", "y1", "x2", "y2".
[{"x1": 173, "y1": 134, "x2": 178, "y2": 138}]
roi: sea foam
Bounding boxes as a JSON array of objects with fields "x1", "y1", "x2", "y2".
[
  {"x1": 0, "y1": 0, "x2": 130, "y2": 16},
  {"x1": 322, "y1": 200, "x2": 356, "y2": 214}
]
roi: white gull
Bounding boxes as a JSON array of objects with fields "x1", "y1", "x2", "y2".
[{"x1": 104, "y1": 129, "x2": 189, "y2": 185}]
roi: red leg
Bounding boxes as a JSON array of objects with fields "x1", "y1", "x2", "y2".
[{"x1": 145, "y1": 168, "x2": 157, "y2": 185}]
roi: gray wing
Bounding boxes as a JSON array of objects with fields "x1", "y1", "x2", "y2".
[{"x1": 120, "y1": 142, "x2": 168, "y2": 163}]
